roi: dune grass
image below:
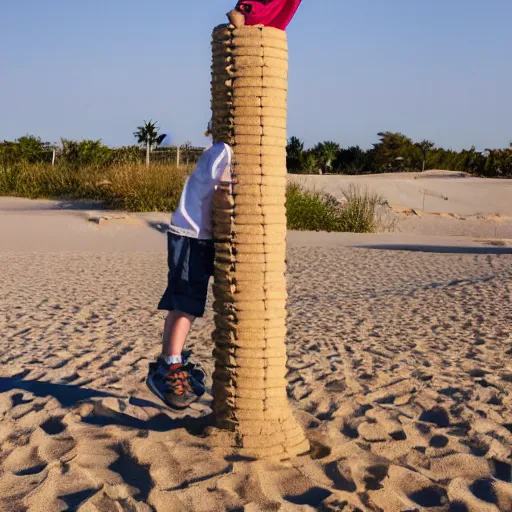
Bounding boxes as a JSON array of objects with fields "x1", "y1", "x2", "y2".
[
  {"x1": 1, "y1": 163, "x2": 384, "y2": 232},
  {"x1": 0, "y1": 162, "x2": 189, "y2": 213},
  {"x1": 286, "y1": 183, "x2": 384, "y2": 233}
]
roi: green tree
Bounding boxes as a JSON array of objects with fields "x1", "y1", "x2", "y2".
[
  {"x1": 110, "y1": 145, "x2": 142, "y2": 165},
  {"x1": 1, "y1": 136, "x2": 54, "y2": 165},
  {"x1": 286, "y1": 136, "x2": 304, "y2": 173},
  {"x1": 0, "y1": 141, "x2": 21, "y2": 166},
  {"x1": 301, "y1": 150, "x2": 318, "y2": 174},
  {"x1": 60, "y1": 139, "x2": 112, "y2": 168},
  {"x1": 312, "y1": 141, "x2": 340, "y2": 174},
  {"x1": 134, "y1": 120, "x2": 160, "y2": 167},
  {"x1": 415, "y1": 140, "x2": 435, "y2": 172},
  {"x1": 333, "y1": 145, "x2": 375, "y2": 175},
  {"x1": 17, "y1": 135, "x2": 51, "y2": 163},
  {"x1": 374, "y1": 132, "x2": 415, "y2": 171}
]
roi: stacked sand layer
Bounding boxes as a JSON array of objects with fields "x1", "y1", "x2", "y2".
[{"x1": 210, "y1": 24, "x2": 309, "y2": 459}]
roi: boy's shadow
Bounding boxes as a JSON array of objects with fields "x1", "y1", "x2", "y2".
[
  {"x1": 0, "y1": 376, "x2": 212, "y2": 435},
  {"x1": 146, "y1": 221, "x2": 169, "y2": 235}
]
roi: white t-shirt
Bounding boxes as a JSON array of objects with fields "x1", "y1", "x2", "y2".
[{"x1": 169, "y1": 142, "x2": 232, "y2": 240}]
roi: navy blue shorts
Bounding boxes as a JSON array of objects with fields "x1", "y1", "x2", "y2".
[{"x1": 158, "y1": 233, "x2": 215, "y2": 317}]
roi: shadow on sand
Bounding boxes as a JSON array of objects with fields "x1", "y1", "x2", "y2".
[
  {"x1": 0, "y1": 375, "x2": 122, "y2": 406},
  {"x1": 0, "y1": 376, "x2": 211, "y2": 434},
  {"x1": 146, "y1": 220, "x2": 169, "y2": 234},
  {"x1": 355, "y1": 244, "x2": 512, "y2": 255}
]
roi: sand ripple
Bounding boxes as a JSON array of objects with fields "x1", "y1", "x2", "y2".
[{"x1": 0, "y1": 248, "x2": 511, "y2": 511}]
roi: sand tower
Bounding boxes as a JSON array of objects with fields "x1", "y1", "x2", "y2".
[{"x1": 210, "y1": 24, "x2": 309, "y2": 459}]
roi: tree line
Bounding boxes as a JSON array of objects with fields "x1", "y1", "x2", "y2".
[
  {"x1": 286, "y1": 132, "x2": 512, "y2": 178},
  {"x1": 2, "y1": 129, "x2": 511, "y2": 178},
  {"x1": 0, "y1": 121, "x2": 204, "y2": 169},
  {"x1": 0, "y1": 136, "x2": 204, "y2": 168}
]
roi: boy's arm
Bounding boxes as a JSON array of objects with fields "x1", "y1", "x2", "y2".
[{"x1": 213, "y1": 158, "x2": 234, "y2": 210}]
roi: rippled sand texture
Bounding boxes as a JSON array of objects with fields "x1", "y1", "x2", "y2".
[{"x1": 0, "y1": 247, "x2": 511, "y2": 511}]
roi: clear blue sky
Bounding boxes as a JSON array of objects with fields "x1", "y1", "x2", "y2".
[{"x1": 1, "y1": 0, "x2": 510, "y2": 150}]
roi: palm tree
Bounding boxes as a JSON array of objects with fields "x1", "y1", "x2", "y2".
[
  {"x1": 416, "y1": 140, "x2": 435, "y2": 172},
  {"x1": 287, "y1": 136, "x2": 304, "y2": 157},
  {"x1": 286, "y1": 136, "x2": 304, "y2": 173},
  {"x1": 313, "y1": 141, "x2": 340, "y2": 174},
  {"x1": 134, "y1": 120, "x2": 160, "y2": 167}
]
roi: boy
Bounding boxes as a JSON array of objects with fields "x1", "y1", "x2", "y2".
[{"x1": 146, "y1": 142, "x2": 232, "y2": 409}]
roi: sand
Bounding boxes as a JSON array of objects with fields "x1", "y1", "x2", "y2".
[
  {"x1": 290, "y1": 172, "x2": 512, "y2": 239},
  {"x1": 0, "y1": 198, "x2": 511, "y2": 511}
]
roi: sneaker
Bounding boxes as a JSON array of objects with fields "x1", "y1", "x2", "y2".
[
  {"x1": 181, "y1": 351, "x2": 206, "y2": 397},
  {"x1": 146, "y1": 359, "x2": 198, "y2": 410}
]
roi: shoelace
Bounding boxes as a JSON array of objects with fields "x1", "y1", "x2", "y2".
[{"x1": 165, "y1": 364, "x2": 192, "y2": 396}]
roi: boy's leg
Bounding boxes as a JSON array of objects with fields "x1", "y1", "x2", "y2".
[
  {"x1": 147, "y1": 234, "x2": 211, "y2": 408},
  {"x1": 162, "y1": 310, "x2": 195, "y2": 359},
  {"x1": 147, "y1": 309, "x2": 197, "y2": 409}
]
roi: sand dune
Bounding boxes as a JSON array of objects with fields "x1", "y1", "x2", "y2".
[
  {"x1": 0, "y1": 201, "x2": 511, "y2": 511},
  {"x1": 289, "y1": 172, "x2": 512, "y2": 216},
  {"x1": 290, "y1": 173, "x2": 512, "y2": 239}
]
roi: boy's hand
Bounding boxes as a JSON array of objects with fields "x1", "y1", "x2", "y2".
[{"x1": 227, "y1": 8, "x2": 245, "y2": 28}]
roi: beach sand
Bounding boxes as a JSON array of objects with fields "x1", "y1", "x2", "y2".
[
  {"x1": 290, "y1": 172, "x2": 512, "y2": 239},
  {"x1": 0, "y1": 199, "x2": 511, "y2": 511}
]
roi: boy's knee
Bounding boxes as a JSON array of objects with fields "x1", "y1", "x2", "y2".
[{"x1": 171, "y1": 310, "x2": 196, "y2": 322}]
